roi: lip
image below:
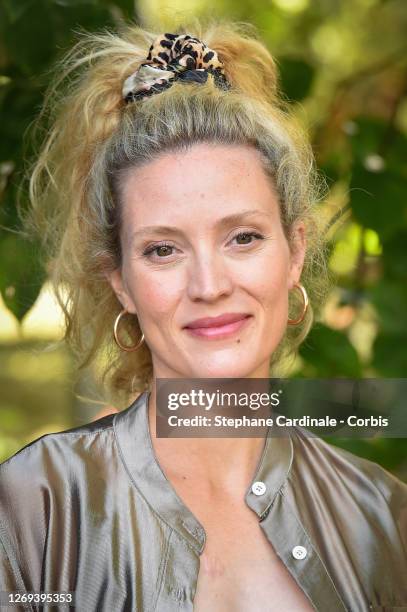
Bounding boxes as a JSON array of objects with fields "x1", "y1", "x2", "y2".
[
  {"x1": 184, "y1": 313, "x2": 252, "y2": 340},
  {"x1": 185, "y1": 313, "x2": 251, "y2": 329}
]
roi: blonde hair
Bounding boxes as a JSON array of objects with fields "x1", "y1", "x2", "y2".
[{"x1": 25, "y1": 19, "x2": 330, "y2": 407}]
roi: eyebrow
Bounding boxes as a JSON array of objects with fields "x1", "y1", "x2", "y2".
[{"x1": 130, "y1": 210, "x2": 273, "y2": 241}]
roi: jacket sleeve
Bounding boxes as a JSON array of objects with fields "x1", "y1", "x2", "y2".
[
  {"x1": 0, "y1": 522, "x2": 32, "y2": 591},
  {"x1": 0, "y1": 494, "x2": 36, "y2": 612},
  {"x1": 381, "y1": 468, "x2": 407, "y2": 556},
  {"x1": 0, "y1": 439, "x2": 49, "y2": 599}
]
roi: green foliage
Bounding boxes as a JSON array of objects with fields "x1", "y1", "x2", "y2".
[
  {"x1": 0, "y1": 234, "x2": 46, "y2": 319},
  {"x1": 277, "y1": 57, "x2": 315, "y2": 102},
  {"x1": 350, "y1": 163, "x2": 407, "y2": 239},
  {"x1": 299, "y1": 324, "x2": 362, "y2": 377},
  {"x1": 0, "y1": 0, "x2": 137, "y2": 320}
]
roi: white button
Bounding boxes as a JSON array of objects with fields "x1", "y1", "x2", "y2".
[
  {"x1": 251, "y1": 481, "x2": 267, "y2": 496},
  {"x1": 292, "y1": 545, "x2": 307, "y2": 560}
]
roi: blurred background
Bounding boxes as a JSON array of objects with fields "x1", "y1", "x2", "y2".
[{"x1": 0, "y1": 0, "x2": 406, "y2": 477}]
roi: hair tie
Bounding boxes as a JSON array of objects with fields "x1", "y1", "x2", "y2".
[{"x1": 122, "y1": 32, "x2": 230, "y2": 103}]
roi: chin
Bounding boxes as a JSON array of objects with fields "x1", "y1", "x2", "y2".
[{"x1": 190, "y1": 360, "x2": 258, "y2": 379}]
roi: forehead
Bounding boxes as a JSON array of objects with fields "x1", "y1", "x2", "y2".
[{"x1": 119, "y1": 142, "x2": 280, "y2": 228}]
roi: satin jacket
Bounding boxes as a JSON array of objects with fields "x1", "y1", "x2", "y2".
[{"x1": 0, "y1": 391, "x2": 406, "y2": 611}]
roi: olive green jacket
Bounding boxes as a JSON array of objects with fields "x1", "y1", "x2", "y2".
[{"x1": 0, "y1": 391, "x2": 406, "y2": 611}]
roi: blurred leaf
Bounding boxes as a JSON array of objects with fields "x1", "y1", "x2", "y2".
[
  {"x1": 277, "y1": 57, "x2": 315, "y2": 102},
  {"x1": 102, "y1": 0, "x2": 136, "y2": 18},
  {"x1": 329, "y1": 222, "x2": 361, "y2": 276},
  {"x1": 318, "y1": 161, "x2": 341, "y2": 186},
  {"x1": 46, "y1": 3, "x2": 118, "y2": 60},
  {"x1": 349, "y1": 162, "x2": 407, "y2": 240},
  {"x1": 381, "y1": 229, "x2": 407, "y2": 280},
  {"x1": 350, "y1": 117, "x2": 407, "y2": 173},
  {"x1": 1, "y1": 0, "x2": 35, "y2": 23},
  {"x1": 1, "y1": 1, "x2": 57, "y2": 74},
  {"x1": 349, "y1": 117, "x2": 387, "y2": 163},
  {"x1": 372, "y1": 332, "x2": 407, "y2": 376},
  {"x1": 0, "y1": 179, "x2": 23, "y2": 232},
  {"x1": 0, "y1": 85, "x2": 43, "y2": 162},
  {"x1": 1, "y1": 0, "x2": 117, "y2": 76},
  {"x1": 363, "y1": 228, "x2": 382, "y2": 256},
  {"x1": 52, "y1": 0, "x2": 98, "y2": 5},
  {"x1": 0, "y1": 233, "x2": 45, "y2": 320},
  {"x1": 299, "y1": 324, "x2": 362, "y2": 376},
  {"x1": 366, "y1": 281, "x2": 407, "y2": 334}
]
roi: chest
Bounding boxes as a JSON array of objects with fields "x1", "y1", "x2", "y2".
[{"x1": 177, "y1": 488, "x2": 315, "y2": 612}]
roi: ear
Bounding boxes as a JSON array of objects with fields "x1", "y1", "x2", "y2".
[
  {"x1": 105, "y1": 268, "x2": 137, "y2": 314},
  {"x1": 288, "y1": 221, "x2": 307, "y2": 289}
]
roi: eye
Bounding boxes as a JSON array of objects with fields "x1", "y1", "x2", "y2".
[
  {"x1": 142, "y1": 231, "x2": 265, "y2": 261},
  {"x1": 142, "y1": 242, "x2": 175, "y2": 258},
  {"x1": 232, "y1": 231, "x2": 264, "y2": 246}
]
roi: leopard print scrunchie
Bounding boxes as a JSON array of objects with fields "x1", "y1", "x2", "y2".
[{"x1": 122, "y1": 32, "x2": 230, "y2": 103}]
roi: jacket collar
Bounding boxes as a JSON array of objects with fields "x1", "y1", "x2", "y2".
[{"x1": 113, "y1": 390, "x2": 293, "y2": 554}]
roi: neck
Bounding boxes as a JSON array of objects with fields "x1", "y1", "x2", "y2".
[{"x1": 146, "y1": 384, "x2": 268, "y2": 494}]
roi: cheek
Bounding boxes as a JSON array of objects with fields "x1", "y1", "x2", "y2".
[
  {"x1": 124, "y1": 265, "x2": 181, "y2": 319},
  {"x1": 234, "y1": 244, "x2": 290, "y2": 303}
]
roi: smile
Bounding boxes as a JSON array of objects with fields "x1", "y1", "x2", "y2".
[{"x1": 184, "y1": 315, "x2": 252, "y2": 340}]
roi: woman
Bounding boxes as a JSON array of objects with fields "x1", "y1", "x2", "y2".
[{"x1": 0, "y1": 22, "x2": 406, "y2": 612}]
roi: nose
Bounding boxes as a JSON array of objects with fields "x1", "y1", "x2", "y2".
[{"x1": 186, "y1": 250, "x2": 234, "y2": 303}]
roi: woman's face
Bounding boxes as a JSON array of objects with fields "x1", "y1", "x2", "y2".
[{"x1": 108, "y1": 143, "x2": 306, "y2": 379}]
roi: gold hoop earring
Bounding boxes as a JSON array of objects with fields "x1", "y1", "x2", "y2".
[
  {"x1": 113, "y1": 309, "x2": 145, "y2": 352},
  {"x1": 287, "y1": 282, "x2": 309, "y2": 326}
]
